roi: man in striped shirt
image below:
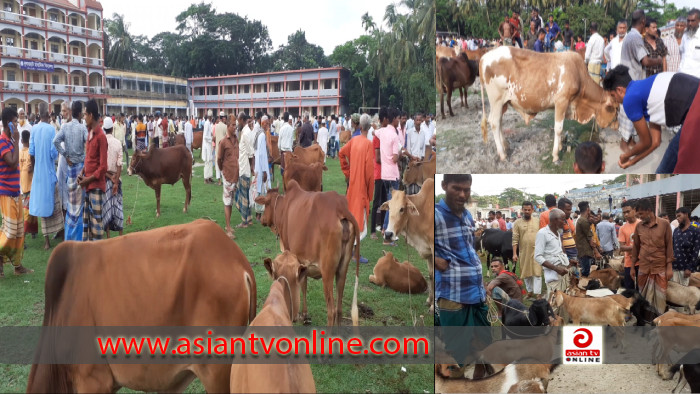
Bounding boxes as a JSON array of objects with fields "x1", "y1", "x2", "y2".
[
  {"x1": 603, "y1": 64, "x2": 700, "y2": 172},
  {"x1": 435, "y1": 174, "x2": 489, "y2": 364},
  {"x1": 664, "y1": 17, "x2": 686, "y2": 72}
]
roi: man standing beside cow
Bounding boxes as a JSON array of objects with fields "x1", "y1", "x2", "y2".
[
  {"x1": 214, "y1": 111, "x2": 228, "y2": 186},
  {"x1": 202, "y1": 111, "x2": 214, "y2": 184},
  {"x1": 217, "y1": 114, "x2": 240, "y2": 240},
  {"x1": 339, "y1": 113, "x2": 374, "y2": 264},
  {"x1": 512, "y1": 201, "x2": 541, "y2": 301},
  {"x1": 277, "y1": 112, "x2": 294, "y2": 175},
  {"x1": 235, "y1": 112, "x2": 255, "y2": 229},
  {"x1": 253, "y1": 115, "x2": 271, "y2": 224},
  {"x1": 53, "y1": 101, "x2": 88, "y2": 241},
  {"x1": 78, "y1": 100, "x2": 108, "y2": 241},
  {"x1": 671, "y1": 207, "x2": 700, "y2": 286},
  {"x1": 585, "y1": 22, "x2": 605, "y2": 84},
  {"x1": 575, "y1": 201, "x2": 603, "y2": 277},
  {"x1": 376, "y1": 107, "x2": 401, "y2": 245},
  {"x1": 101, "y1": 117, "x2": 123, "y2": 238}
]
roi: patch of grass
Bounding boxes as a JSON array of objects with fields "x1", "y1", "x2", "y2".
[
  {"x1": 0, "y1": 149, "x2": 434, "y2": 393},
  {"x1": 538, "y1": 113, "x2": 598, "y2": 174}
]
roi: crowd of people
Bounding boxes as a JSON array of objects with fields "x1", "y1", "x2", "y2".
[
  {"x1": 0, "y1": 102, "x2": 437, "y2": 277},
  {"x1": 436, "y1": 175, "x2": 700, "y2": 363}
]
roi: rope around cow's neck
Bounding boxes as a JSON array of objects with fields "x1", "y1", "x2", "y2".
[{"x1": 277, "y1": 276, "x2": 294, "y2": 322}]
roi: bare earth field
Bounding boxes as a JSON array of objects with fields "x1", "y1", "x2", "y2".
[
  {"x1": 436, "y1": 82, "x2": 673, "y2": 174},
  {"x1": 548, "y1": 364, "x2": 687, "y2": 393}
]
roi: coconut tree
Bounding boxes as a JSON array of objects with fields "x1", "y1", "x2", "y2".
[{"x1": 105, "y1": 13, "x2": 135, "y2": 70}]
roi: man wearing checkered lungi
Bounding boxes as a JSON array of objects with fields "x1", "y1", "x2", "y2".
[
  {"x1": 235, "y1": 112, "x2": 255, "y2": 228},
  {"x1": 102, "y1": 117, "x2": 124, "y2": 238},
  {"x1": 79, "y1": 100, "x2": 108, "y2": 241}
]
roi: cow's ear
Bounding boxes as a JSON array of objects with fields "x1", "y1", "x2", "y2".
[
  {"x1": 379, "y1": 201, "x2": 390, "y2": 211},
  {"x1": 407, "y1": 200, "x2": 419, "y2": 216},
  {"x1": 298, "y1": 265, "x2": 307, "y2": 282},
  {"x1": 382, "y1": 250, "x2": 388, "y2": 256},
  {"x1": 254, "y1": 195, "x2": 268, "y2": 205},
  {"x1": 264, "y1": 258, "x2": 274, "y2": 278}
]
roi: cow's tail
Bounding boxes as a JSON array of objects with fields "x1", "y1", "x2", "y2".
[
  {"x1": 244, "y1": 271, "x2": 257, "y2": 324},
  {"x1": 351, "y1": 216, "x2": 361, "y2": 327},
  {"x1": 479, "y1": 60, "x2": 488, "y2": 143},
  {"x1": 27, "y1": 244, "x2": 73, "y2": 393}
]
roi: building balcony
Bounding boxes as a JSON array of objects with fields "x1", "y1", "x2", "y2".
[
  {"x1": 105, "y1": 87, "x2": 186, "y2": 101},
  {"x1": 0, "y1": 45, "x2": 103, "y2": 67},
  {"x1": 0, "y1": 80, "x2": 100, "y2": 95},
  {"x1": 0, "y1": 11, "x2": 102, "y2": 39}
]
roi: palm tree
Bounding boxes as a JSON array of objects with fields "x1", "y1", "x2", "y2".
[{"x1": 105, "y1": 13, "x2": 135, "y2": 70}]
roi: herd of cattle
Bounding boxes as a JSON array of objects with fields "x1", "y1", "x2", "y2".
[
  {"x1": 25, "y1": 137, "x2": 436, "y2": 392},
  {"x1": 436, "y1": 44, "x2": 619, "y2": 163},
  {"x1": 436, "y1": 250, "x2": 700, "y2": 393}
]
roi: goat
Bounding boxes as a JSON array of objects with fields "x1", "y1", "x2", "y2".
[
  {"x1": 653, "y1": 310, "x2": 700, "y2": 379},
  {"x1": 549, "y1": 290, "x2": 628, "y2": 350},
  {"x1": 587, "y1": 268, "x2": 622, "y2": 292},
  {"x1": 501, "y1": 298, "x2": 556, "y2": 339},
  {"x1": 669, "y1": 349, "x2": 700, "y2": 393},
  {"x1": 477, "y1": 316, "x2": 562, "y2": 365},
  {"x1": 435, "y1": 362, "x2": 554, "y2": 394},
  {"x1": 689, "y1": 272, "x2": 700, "y2": 288},
  {"x1": 667, "y1": 281, "x2": 700, "y2": 314},
  {"x1": 618, "y1": 288, "x2": 660, "y2": 327}
]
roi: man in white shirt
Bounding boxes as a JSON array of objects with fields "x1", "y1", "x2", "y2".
[
  {"x1": 16, "y1": 108, "x2": 31, "y2": 150},
  {"x1": 277, "y1": 112, "x2": 294, "y2": 174},
  {"x1": 202, "y1": 111, "x2": 214, "y2": 183},
  {"x1": 420, "y1": 118, "x2": 433, "y2": 160},
  {"x1": 679, "y1": 8, "x2": 700, "y2": 78},
  {"x1": 184, "y1": 117, "x2": 193, "y2": 158},
  {"x1": 316, "y1": 115, "x2": 329, "y2": 162},
  {"x1": 328, "y1": 115, "x2": 339, "y2": 158},
  {"x1": 407, "y1": 113, "x2": 426, "y2": 161},
  {"x1": 585, "y1": 22, "x2": 605, "y2": 84},
  {"x1": 236, "y1": 112, "x2": 255, "y2": 227},
  {"x1": 604, "y1": 20, "x2": 627, "y2": 72}
]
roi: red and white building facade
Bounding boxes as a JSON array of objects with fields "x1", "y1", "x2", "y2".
[
  {"x1": 188, "y1": 67, "x2": 349, "y2": 119},
  {"x1": 0, "y1": 0, "x2": 106, "y2": 115}
]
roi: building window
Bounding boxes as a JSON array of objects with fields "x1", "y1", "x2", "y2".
[
  {"x1": 71, "y1": 17, "x2": 77, "y2": 26},
  {"x1": 49, "y1": 13, "x2": 58, "y2": 22},
  {"x1": 51, "y1": 44, "x2": 59, "y2": 53},
  {"x1": 6, "y1": 70, "x2": 15, "y2": 81},
  {"x1": 52, "y1": 75, "x2": 59, "y2": 85},
  {"x1": 197, "y1": 87, "x2": 204, "y2": 95},
  {"x1": 4, "y1": 2, "x2": 12, "y2": 12},
  {"x1": 5, "y1": 37, "x2": 13, "y2": 46},
  {"x1": 7, "y1": 103, "x2": 16, "y2": 110},
  {"x1": 30, "y1": 41, "x2": 37, "y2": 50}
]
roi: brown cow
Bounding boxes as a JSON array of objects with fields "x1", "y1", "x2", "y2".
[
  {"x1": 174, "y1": 131, "x2": 203, "y2": 150},
  {"x1": 370, "y1": 251, "x2": 427, "y2": 294},
  {"x1": 128, "y1": 145, "x2": 192, "y2": 217},
  {"x1": 291, "y1": 144, "x2": 325, "y2": 165},
  {"x1": 26, "y1": 220, "x2": 257, "y2": 393},
  {"x1": 436, "y1": 45, "x2": 458, "y2": 60},
  {"x1": 380, "y1": 178, "x2": 435, "y2": 312},
  {"x1": 479, "y1": 46, "x2": 618, "y2": 162},
  {"x1": 438, "y1": 52, "x2": 479, "y2": 118},
  {"x1": 254, "y1": 180, "x2": 360, "y2": 326},
  {"x1": 230, "y1": 252, "x2": 316, "y2": 393},
  {"x1": 402, "y1": 155, "x2": 436, "y2": 187},
  {"x1": 269, "y1": 135, "x2": 281, "y2": 181},
  {"x1": 586, "y1": 268, "x2": 622, "y2": 292},
  {"x1": 283, "y1": 155, "x2": 326, "y2": 192}
]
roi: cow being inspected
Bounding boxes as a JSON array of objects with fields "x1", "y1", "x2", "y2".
[{"x1": 479, "y1": 46, "x2": 618, "y2": 163}]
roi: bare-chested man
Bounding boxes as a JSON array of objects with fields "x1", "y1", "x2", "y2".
[{"x1": 499, "y1": 16, "x2": 515, "y2": 46}]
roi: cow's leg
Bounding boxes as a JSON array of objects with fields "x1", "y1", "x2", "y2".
[
  {"x1": 73, "y1": 365, "x2": 117, "y2": 393},
  {"x1": 440, "y1": 88, "x2": 446, "y2": 119},
  {"x1": 552, "y1": 103, "x2": 567, "y2": 163},
  {"x1": 488, "y1": 104, "x2": 508, "y2": 161},
  {"x1": 194, "y1": 364, "x2": 229, "y2": 393},
  {"x1": 154, "y1": 184, "x2": 162, "y2": 218},
  {"x1": 182, "y1": 171, "x2": 192, "y2": 214},
  {"x1": 335, "y1": 261, "x2": 350, "y2": 326},
  {"x1": 322, "y1": 273, "x2": 336, "y2": 326},
  {"x1": 446, "y1": 81, "x2": 455, "y2": 117},
  {"x1": 463, "y1": 86, "x2": 469, "y2": 109}
]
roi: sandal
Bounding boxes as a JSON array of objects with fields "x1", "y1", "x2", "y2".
[{"x1": 235, "y1": 223, "x2": 248, "y2": 229}]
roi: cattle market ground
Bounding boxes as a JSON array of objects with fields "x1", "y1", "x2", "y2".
[
  {"x1": 474, "y1": 252, "x2": 689, "y2": 393},
  {"x1": 436, "y1": 83, "x2": 673, "y2": 174},
  {"x1": 0, "y1": 149, "x2": 434, "y2": 394}
]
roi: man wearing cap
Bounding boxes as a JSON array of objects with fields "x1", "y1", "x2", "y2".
[
  {"x1": 214, "y1": 111, "x2": 228, "y2": 185},
  {"x1": 277, "y1": 112, "x2": 294, "y2": 175},
  {"x1": 101, "y1": 116, "x2": 123, "y2": 238},
  {"x1": 202, "y1": 111, "x2": 214, "y2": 184}
]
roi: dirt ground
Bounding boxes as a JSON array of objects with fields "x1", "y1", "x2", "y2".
[
  {"x1": 436, "y1": 82, "x2": 673, "y2": 174},
  {"x1": 548, "y1": 363, "x2": 687, "y2": 393}
]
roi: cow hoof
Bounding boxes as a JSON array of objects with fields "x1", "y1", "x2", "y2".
[
  {"x1": 156, "y1": 212, "x2": 160, "y2": 218},
  {"x1": 303, "y1": 316, "x2": 312, "y2": 326}
]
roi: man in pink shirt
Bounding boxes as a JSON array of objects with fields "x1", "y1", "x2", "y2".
[{"x1": 376, "y1": 107, "x2": 401, "y2": 245}]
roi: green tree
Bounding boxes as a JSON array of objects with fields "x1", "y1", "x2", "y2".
[
  {"x1": 330, "y1": 36, "x2": 377, "y2": 111},
  {"x1": 498, "y1": 187, "x2": 526, "y2": 208},
  {"x1": 104, "y1": 13, "x2": 136, "y2": 70},
  {"x1": 271, "y1": 30, "x2": 329, "y2": 72}
]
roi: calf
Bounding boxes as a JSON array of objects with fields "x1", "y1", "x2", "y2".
[
  {"x1": 380, "y1": 178, "x2": 434, "y2": 312},
  {"x1": 402, "y1": 155, "x2": 436, "y2": 188},
  {"x1": 127, "y1": 145, "x2": 192, "y2": 217},
  {"x1": 369, "y1": 251, "x2": 427, "y2": 294},
  {"x1": 435, "y1": 363, "x2": 554, "y2": 393},
  {"x1": 282, "y1": 155, "x2": 326, "y2": 192},
  {"x1": 174, "y1": 130, "x2": 203, "y2": 150},
  {"x1": 339, "y1": 130, "x2": 351, "y2": 145},
  {"x1": 292, "y1": 144, "x2": 325, "y2": 165},
  {"x1": 667, "y1": 281, "x2": 700, "y2": 314},
  {"x1": 268, "y1": 135, "x2": 281, "y2": 182},
  {"x1": 438, "y1": 52, "x2": 479, "y2": 118},
  {"x1": 230, "y1": 252, "x2": 316, "y2": 393}
]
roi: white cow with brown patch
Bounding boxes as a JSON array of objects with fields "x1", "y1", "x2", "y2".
[{"x1": 479, "y1": 46, "x2": 618, "y2": 163}]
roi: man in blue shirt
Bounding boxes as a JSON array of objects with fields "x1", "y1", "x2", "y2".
[
  {"x1": 672, "y1": 207, "x2": 700, "y2": 286},
  {"x1": 547, "y1": 15, "x2": 561, "y2": 43},
  {"x1": 534, "y1": 29, "x2": 546, "y2": 53},
  {"x1": 435, "y1": 174, "x2": 489, "y2": 364}
]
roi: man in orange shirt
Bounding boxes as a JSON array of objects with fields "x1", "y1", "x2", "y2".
[
  {"x1": 539, "y1": 194, "x2": 557, "y2": 228},
  {"x1": 339, "y1": 113, "x2": 374, "y2": 264},
  {"x1": 618, "y1": 199, "x2": 641, "y2": 290}
]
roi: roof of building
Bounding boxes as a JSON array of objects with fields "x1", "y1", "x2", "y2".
[
  {"x1": 84, "y1": 0, "x2": 103, "y2": 11},
  {"x1": 188, "y1": 67, "x2": 347, "y2": 81}
]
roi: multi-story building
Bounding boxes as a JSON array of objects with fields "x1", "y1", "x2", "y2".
[
  {"x1": 105, "y1": 68, "x2": 187, "y2": 117},
  {"x1": 188, "y1": 67, "x2": 349, "y2": 119},
  {"x1": 626, "y1": 174, "x2": 700, "y2": 217},
  {"x1": 0, "y1": 0, "x2": 106, "y2": 115}
]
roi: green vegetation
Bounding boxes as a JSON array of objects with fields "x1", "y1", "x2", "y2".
[
  {"x1": 0, "y1": 150, "x2": 434, "y2": 393},
  {"x1": 104, "y1": 0, "x2": 435, "y2": 114}
]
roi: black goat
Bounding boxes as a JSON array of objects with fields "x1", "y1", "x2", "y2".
[{"x1": 501, "y1": 298, "x2": 556, "y2": 339}]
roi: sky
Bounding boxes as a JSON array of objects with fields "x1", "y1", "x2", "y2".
[
  {"x1": 670, "y1": 0, "x2": 698, "y2": 10},
  {"x1": 434, "y1": 174, "x2": 621, "y2": 197},
  {"x1": 102, "y1": 0, "x2": 396, "y2": 56}
]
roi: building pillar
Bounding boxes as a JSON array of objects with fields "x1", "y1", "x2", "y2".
[
  {"x1": 677, "y1": 191, "x2": 682, "y2": 211},
  {"x1": 655, "y1": 194, "x2": 660, "y2": 216}
]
